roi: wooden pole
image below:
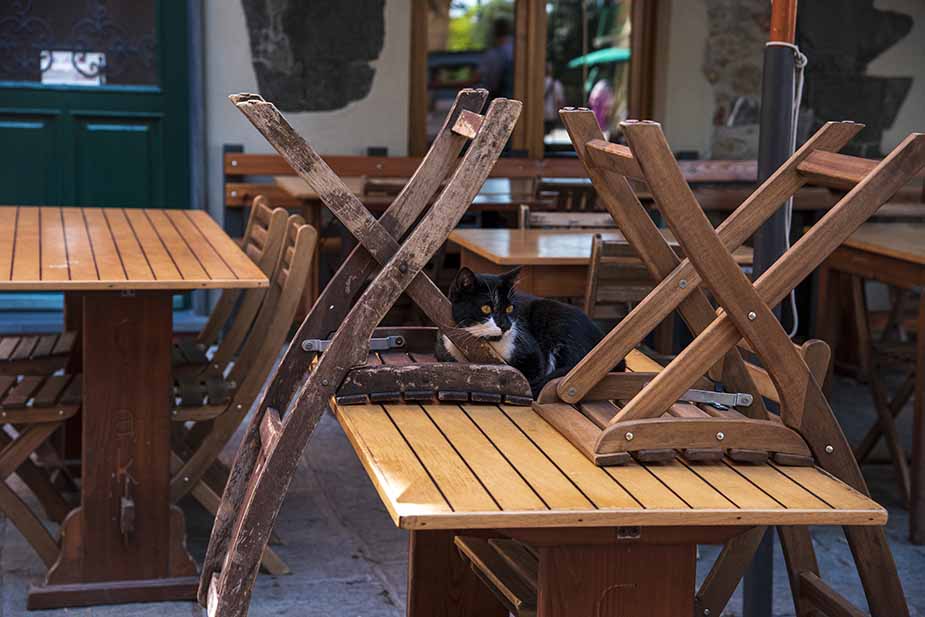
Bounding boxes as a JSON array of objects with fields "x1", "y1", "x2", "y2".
[
  {"x1": 746, "y1": 2, "x2": 800, "y2": 616},
  {"x1": 769, "y1": 0, "x2": 798, "y2": 43}
]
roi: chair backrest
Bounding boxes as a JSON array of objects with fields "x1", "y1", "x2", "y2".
[
  {"x1": 518, "y1": 204, "x2": 615, "y2": 229},
  {"x1": 583, "y1": 236, "x2": 655, "y2": 319},
  {"x1": 199, "y1": 198, "x2": 289, "y2": 369},
  {"x1": 229, "y1": 216, "x2": 318, "y2": 393}
]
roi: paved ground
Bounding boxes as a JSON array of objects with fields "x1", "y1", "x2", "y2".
[{"x1": 1, "y1": 375, "x2": 923, "y2": 616}]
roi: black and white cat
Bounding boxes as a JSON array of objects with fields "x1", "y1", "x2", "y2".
[{"x1": 436, "y1": 266, "x2": 611, "y2": 397}]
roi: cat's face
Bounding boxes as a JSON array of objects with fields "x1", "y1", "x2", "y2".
[{"x1": 448, "y1": 267, "x2": 521, "y2": 340}]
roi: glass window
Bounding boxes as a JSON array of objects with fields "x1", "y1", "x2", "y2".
[
  {"x1": 426, "y1": 0, "x2": 516, "y2": 143},
  {"x1": 545, "y1": 0, "x2": 632, "y2": 151},
  {"x1": 0, "y1": 0, "x2": 159, "y2": 86}
]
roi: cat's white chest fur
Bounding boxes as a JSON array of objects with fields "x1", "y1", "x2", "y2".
[{"x1": 443, "y1": 318, "x2": 518, "y2": 362}]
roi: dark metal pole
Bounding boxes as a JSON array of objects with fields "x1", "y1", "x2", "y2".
[{"x1": 743, "y1": 2, "x2": 799, "y2": 616}]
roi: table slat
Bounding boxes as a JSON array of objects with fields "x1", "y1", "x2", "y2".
[
  {"x1": 186, "y1": 211, "x2": 265, "y2": 282},
  {"x1": 165, "y1": 210, "x2": 235, "y2": 281},
  {"x1": 337, "y1": 404, "x2": 451, "y2": 521},
  {"x1": 502, "y1": 405, "x2": 639, "y2": 509},
  {"x1": 61, "y1": 208, "x2": 98, "y2": 281},
  {"x1": 726, "y1": 461, "x2": 829, "y2": 509},
  {"x1": 40, "y1": 207, "x2": 69, "y2": 281},
  {"x1": 682, "y1": 460, "x2": 781, "y2": 509},
  {"x1": 12, "y1": 207, "x2": 40, "y2": 281},
  {"x1": 143, "y1": 210, "x2": 207, "y2": 281},
  {"x1": 0, "y1": 207, "x2": 17, "y2": 280},
  {"x1": 463, "y1": 404, "x2": 594, "y2": 510},
  {"x1": 103, "y1": 209, "x2": 154, "y2": 280},
  {"x1": 122, "y1": 209, "x2": 180, "y2": 281},
  {"x1": 423, "y1": 404, "x2": 547, "y2": 511},
  {"x1": 386, "y1": 404, "x2": 498, "y2": 512}
]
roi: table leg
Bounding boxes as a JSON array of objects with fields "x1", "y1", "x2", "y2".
[
  {"x1": 536, "y1": 542, "x2": 695, "y2": 616},
  {"x1": 407, "y1": 530, "x2": 508, "y2": 617},
  {"x1": 29, "y1": 292, "x2": 198, "y2": 609},
  {"x1": 302, "y1": 201, "x2": 322, "y2": 315},
  {"x1": 912, "y1": 292, "x2": 925, "y2": 544}
]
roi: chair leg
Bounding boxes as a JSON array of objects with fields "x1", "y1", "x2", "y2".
[
  {"x1": 854, "y1": 371, "x2": 914, "y2": 462},
  {"x1": 0, "y1": 477, "x2": 59, "y2": 568},
  {"x1": 911, "y1": 293, "x2": 925, "y2": 544},
  {"x1": 851, "y1": 276, "x2": 912, "y2": 504},
  {"x1": 777, "y1": 526, "x2": 819, "y2": 617},
  {"x1": 695, "y1": 526, "x2": 766, "y2": 616}
]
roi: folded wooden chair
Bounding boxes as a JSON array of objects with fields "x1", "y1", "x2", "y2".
[
  {"x1": 198, "y1": 89, "x2": 525, "y2": 616},
  {"x1": 528, "y1": 109, "x2": 921, "y2": 617},
  {"x1": 0, "y1": 375, "x2": 80, "y2": 568},
  {"x1": 0, "y1": 198, "x2": 288, "y2": 377},
  {"x1": 170, "y1": 214, "x2": 316, "y2": 577}
]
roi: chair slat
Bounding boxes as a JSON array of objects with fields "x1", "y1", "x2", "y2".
[
  {"x1": 2, "y1": 376, "x2": 46, "y2": 408},
  {"x1": 51, "y1": 331, "x2": 76, "y2": 356},
  {"x1": 32, "y1": 375, "x2": 72, "y2": 407},
  {"x1": 9, "y1": 337, "x2": 38, "y2": 361},
  {"x1": 30, "y1": 335, "x2": 58, "y2": 360},
  {"x1": 0, "y1": 338, "x2": 19, "y2": 361}
]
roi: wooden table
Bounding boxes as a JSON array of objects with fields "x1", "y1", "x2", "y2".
[
  {"x1": 332, "y1": 383, "x2": 884, "y2": 616},
  {"x1": 817, "y1": 222, "x2": 925, "y2": 543},
  {"x1": 449, "y1": 228, "x2": 754, "y2": 298},
  {"x1": 276, "y1": 176, "x2": 554, "y2": 311},
  {"x1": 0, "y1": 206, "x2": 268, "y2": 608}
]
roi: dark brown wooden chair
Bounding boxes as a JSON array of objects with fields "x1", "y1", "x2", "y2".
[
  {"x1": 0, "y1": 375, "x2": 80, "y2": 568},
  {"x1": 583, "y1": 236, "x2": 654, "y2": 321}
]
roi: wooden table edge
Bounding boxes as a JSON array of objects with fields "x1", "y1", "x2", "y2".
[
  {"x1": 394, "y1": 507, "x2": 887, "y2": 531},
  {"x1": 0, "y1": 279, "x2": 269, "y2": 291}
]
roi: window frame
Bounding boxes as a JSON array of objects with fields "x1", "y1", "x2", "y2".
[{"x1": 408, "y1": 0, "x2": 661, "y2": 157}]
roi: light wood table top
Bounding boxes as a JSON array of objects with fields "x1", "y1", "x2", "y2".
[
  {"x1": 843, "y1": 222, "x2": 925, "y2": 266},
  {"x1": 333, "y1": 349, "x2": 883, "y2": 531},
  {"x1": 334, "y1": 401, "x2": 883, "y2": 530},
  {"x1": 449, "y1": 228, "x2": 754, "y2": 267},
  {"x1": 0, "y1": 206, "x2": 267, "y2": 291}
]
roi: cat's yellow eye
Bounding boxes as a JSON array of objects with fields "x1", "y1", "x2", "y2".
[
  {"x1": 481, "y1": 305, "x2": 492, "y2": 315},
  {"x1": 505, "y1": 305, "x2": 514, "y2": 313}
]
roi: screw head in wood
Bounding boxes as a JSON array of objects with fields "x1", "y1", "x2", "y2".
[
  {"x1": 329, "y1": 304, "x2": 335, "y2": 310},
  {"x1": 716, "y1": 432, "x2": 725, "y2": 441},
  {"x1": 679, "y1": 279, "x2": 688, "y2": 289},
  {"x1": 301, "y1": 340, "x2": 315, "y2": 351},
  {"x1": 567, "y1": 387, "x2": 577, "y2": 397},
  {"x1": 321, "y1": 378, "x2": 329, "y2": 386},
  {"x1": 58, "y1": 409, "x2": 64, "y2": 415},
  {"x1": 747, "y1": 311, "x2": 757, "y2": 321},
  {"x1": 703, "y1": 610, "x2": 711, "y2": 616},
  {"x1": 231, "y1": 159, "x2": 238, "y2": 167},
  {"x1": 398, "y1": 263, "x2": 408, "y2": 274},
  {"x1": 231, "y1": 190, "x2": 238, "y2": 198},
  {"x1": 625, "y1": 432, "x2": 634, "y2": 441},
  {"x1": 825, "y1": 445, "x2": 834, "y2": 454},
  {"x1": 184, "y1": 476, "x2": 190, "y2": 483}
]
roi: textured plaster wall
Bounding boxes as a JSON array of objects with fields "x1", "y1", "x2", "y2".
[{"x1": 202, "y1": 0, "x2": 410, "y2": 222}]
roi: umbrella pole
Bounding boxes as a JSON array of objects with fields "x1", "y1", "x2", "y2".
[{"x1": 744, "y1": 2, "x2": 800, "y2": 617}]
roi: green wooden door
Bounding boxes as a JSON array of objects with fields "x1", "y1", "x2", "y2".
[{"x1": 0, "y1": 0, "x2": 190, "y2": 310}]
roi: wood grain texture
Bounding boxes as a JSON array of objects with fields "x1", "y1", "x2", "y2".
[
  {"x1": 333, "y1": 401, "x2": 885, "y2": 530},
  {"x1": 0, "y1": 207, "x2": 267, "y2": 290}
]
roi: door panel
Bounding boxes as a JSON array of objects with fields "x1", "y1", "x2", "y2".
[
  {"x1": 74, "y1": 115, "x2": 164, "y2": 207},
  {"x1": 0, "y1": 112, "x2": 61, "y2": 205}
]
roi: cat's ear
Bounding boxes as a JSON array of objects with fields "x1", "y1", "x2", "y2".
[
  {"x1": 500, "y1": 266, "x2": 522, "y2": 288},
  {"x1": 449, "y1": 267, "x2": 477, "y2": 299}
]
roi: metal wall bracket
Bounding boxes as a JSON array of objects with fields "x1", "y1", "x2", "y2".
[{"x1": 301, "y1": 335, "x2": 406, "y2": 353}]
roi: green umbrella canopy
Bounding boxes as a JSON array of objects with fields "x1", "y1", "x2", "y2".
[{"x1": 567, "y1": 47, "x2": 631, "y2": 68}]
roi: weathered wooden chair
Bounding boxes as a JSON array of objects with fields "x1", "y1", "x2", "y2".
[
  {"x1": 0, "y1": 198, "x2": 288, "y2": 377},
  {"x1": 583, "y1": 236, "x2": 655, "y2": 322},
  {"x1": 0, "y1": 375, "x2": 81, "y2": 568},
  {"x1": 198, "y1": 89, "x2": 527, "y2": 616},
  {"x1": 518, "y1": 109, "x2": 921, "y2": 617}
]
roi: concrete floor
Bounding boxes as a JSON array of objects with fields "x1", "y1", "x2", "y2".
[{"x1": 1, "y1": 375, "x2": 923, "y2": 616}]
